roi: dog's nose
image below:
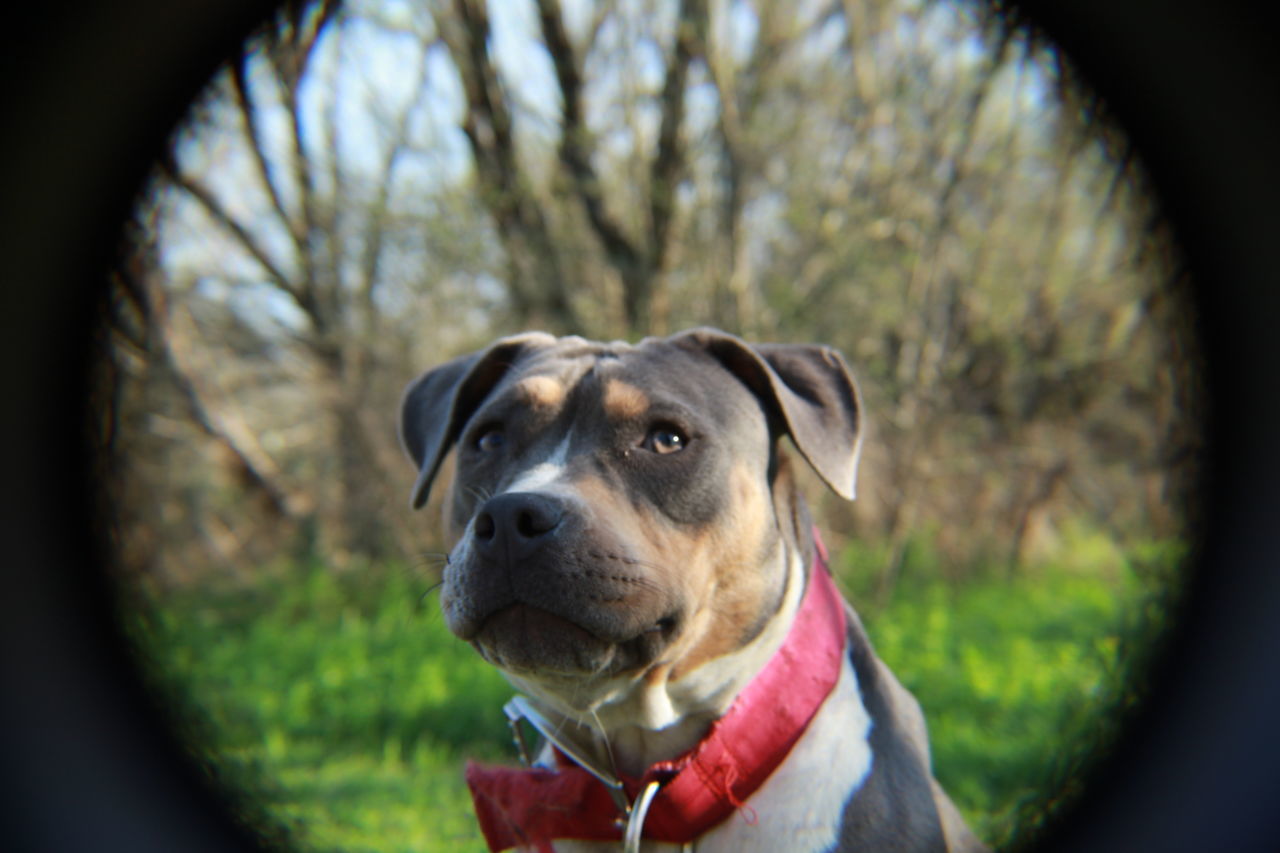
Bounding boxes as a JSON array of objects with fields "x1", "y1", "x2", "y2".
[{"x1": 473, "y1": 492, "x2": 566, "y2": 559}]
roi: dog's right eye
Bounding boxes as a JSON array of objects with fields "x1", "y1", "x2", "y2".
[
  {"x1": 474, "y1": 427, "x2": 506, "y2": 453},
  {"x1": 642, "y1": 424, "x2": 688, "y2": 455}
]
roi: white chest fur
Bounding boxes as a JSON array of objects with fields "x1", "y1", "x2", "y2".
[{"x1": 548, "y1": 655, "x2": 873, "y2": 853}]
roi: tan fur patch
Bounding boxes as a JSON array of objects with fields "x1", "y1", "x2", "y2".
[
  {"x1": 669, "y1": 463, "x2": 778, "y2": 680},
  {"x1": 570, "y1": 459, "x2": 778, "y2": 685},
  {"x1": 602, "y1": 380, "x2": 650, "y2": 420},
  {"x1": 554, "y1": 456, "x2": 781, "y2": 691},
  {"x1": 515, "y1": 375, "x2": 567, "y2": 410}
]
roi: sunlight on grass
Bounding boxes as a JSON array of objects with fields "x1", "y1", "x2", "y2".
[{"x1": 132, "y1": 537, "x2": 1180, "y2": 851}]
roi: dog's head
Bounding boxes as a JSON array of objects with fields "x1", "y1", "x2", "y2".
[{"x1": 399, "y1": 329, "x2": 862, "y2": 719}]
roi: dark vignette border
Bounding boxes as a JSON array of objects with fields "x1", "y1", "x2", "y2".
[
  {"x1": 1002, "y1": 1, "x2": 1280, "y2": 850},
  {"x1": 0, "y1": 4, "x2": 285, "y2": 850},
  {"x1": 0, "y1": 1, "x2": 1276, "y2": 851}
]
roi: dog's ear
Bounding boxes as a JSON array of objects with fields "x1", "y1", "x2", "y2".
[
  {"x1": 673, "y1": 328, "x2": 864, "y2": 500},
  {"x1": 399, "y1": 332, "x2": 557, "y2": 509}
]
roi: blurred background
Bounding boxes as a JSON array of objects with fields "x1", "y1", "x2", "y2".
[{"x1": 93, "y1": 0, "x2": 1201, "y2": 849}]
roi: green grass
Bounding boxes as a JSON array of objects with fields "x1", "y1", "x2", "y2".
[
  {"x1": 860, "y1": 575, "x2": 1138, "y2": 846},
  {"x1": 131, "y1": 538, "x2": 1180, "y2": 851},
  {"x1": 133, "y1": 562, "x2": 510, "y2": 852}
]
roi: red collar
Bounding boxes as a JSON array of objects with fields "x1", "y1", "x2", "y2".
[{"x1": 465, "y1": 534, "x2": 847, "y2": 851}]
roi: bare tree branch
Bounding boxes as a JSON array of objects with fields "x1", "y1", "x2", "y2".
[
  {"x1": 705, "y1": 0, "x2": 785, "y2": 334},
  {"x1": 437, "y1": 0, "x2": 579, "y2": 330},
  {"x1": 230, "y1": 52, "x2": 303, "y2": 250},
  {"x1": 648, "y1": 0, "x2": 705, "y2": 274},
  {"x1": 150, "y1": 275, "x2": 312, "y2": 522},
  {"x1": 892, "y1": 21, "x2": 1015, "y2": 394},
  {"x1": 536, "y1": 0, "x2": 643, "y2": 278},
  {"x1": 533, "y1": 0, "x2": 706, "y2": 333},
  {"x1": 160, "y1": 157, "x2": 302, "y2": 306},
  {"x1": 356, "y1": 39, "x2": 437, "y2": 332},
  {"x1": 254, "y1": 2, "x2": 341, "y2": 336}
]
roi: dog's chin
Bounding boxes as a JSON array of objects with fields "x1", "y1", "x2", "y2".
[{"x1": 472, "y1": 604, "x2": 671, "y2": 678}]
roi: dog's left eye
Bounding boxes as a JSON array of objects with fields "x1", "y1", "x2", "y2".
[
  {"x1": 643, "y1": 425, "x2": 688, "y2": 455},
  {"x1": 474, "y1": 427, "x2": 506, "y2": 453}
]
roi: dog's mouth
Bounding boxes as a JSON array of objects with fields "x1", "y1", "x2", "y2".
[{"x1": 471, "y1": 603, "x2": 679, "y2": 676}]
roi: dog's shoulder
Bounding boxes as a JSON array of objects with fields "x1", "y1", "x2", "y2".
[{"x1": 837, "y1": 603, "x2": 989, "y2": 853}]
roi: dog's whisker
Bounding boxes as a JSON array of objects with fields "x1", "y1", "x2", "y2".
[
  {"x1": 410, "y1": 550, "x2": 450, "y2": 569},
  {"x1": 586, "y1": 708, "x2": 619, "y2": 777},
  {"x1": 417, "y1": 579, "x2": 444, "y2": 607},
  {"x1": 464, "y1": 484, "x2": 493, "y2": 505}
]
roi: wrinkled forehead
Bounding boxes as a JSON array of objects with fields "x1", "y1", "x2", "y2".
[
  {"x1": 490, "y1": 336, "x2": 758, "y2": 423},
  {"x1": 498, "y1": 338, "x2": 613, "y2": 402}
]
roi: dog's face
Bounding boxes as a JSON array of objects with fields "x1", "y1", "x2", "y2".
[
  {"x1": 440, "y1": 337, "x2": 778, "y2": 686},
  {"x1": 400, "y1": 329, "x2": 862, "y2": 717}
]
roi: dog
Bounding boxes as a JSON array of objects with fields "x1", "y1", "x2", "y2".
[{"x1": 399, "y1": 328, "x2": 987, "y2": 852}]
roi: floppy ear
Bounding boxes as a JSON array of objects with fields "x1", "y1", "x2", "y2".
[
  {"x1": 398, "y1": 332, "x2": 557, "y2": 509},
  {"x1": 672, "y1": 328, "x2": 865, "y2": 500}
]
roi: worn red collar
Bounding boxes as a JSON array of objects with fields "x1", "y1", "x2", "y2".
[{"x1": 465, "y1": 535, "x2": 847, "y2": 851}]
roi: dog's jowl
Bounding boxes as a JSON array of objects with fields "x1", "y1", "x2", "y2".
[{"x1": 399, "y1": 328, "x2": 987, "y2": 852}]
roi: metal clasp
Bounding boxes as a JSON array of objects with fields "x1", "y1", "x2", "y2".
[
  {"x1": 503, "y1": 695, "x2": 664, "y2": 851},
  {"x1": 622, "y1": 779, "x2": 661, "y2": 853}
]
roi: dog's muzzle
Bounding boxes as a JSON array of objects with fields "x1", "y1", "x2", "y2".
[{"x1": 442, "y1": 491, "x2": 682, "y2": 677}]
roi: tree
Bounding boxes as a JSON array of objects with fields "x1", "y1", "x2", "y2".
[{"x1": 103, "y1": 0, "x2": 1197, "y2": 586}]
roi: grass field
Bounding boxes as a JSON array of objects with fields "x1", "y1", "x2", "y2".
[{"x1": 130, "y1": 534, "x2": 1181, "y2": 852}]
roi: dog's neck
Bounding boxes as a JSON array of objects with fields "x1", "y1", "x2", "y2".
[{"x1": 496, "y1": 455, "x2": 819, "y2": 778}]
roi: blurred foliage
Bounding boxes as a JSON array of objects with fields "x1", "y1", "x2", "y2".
[
  {"x1": 98, "y1": 0, "x2": 1200, "y2": 590},
  {"x1": 131, "y1": 533, "x2": 1182, "y2": 851}
]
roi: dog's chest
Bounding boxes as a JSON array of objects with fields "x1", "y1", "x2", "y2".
[{"x1": 548, "y1": 655, "x2": 873, "y2": 853}]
